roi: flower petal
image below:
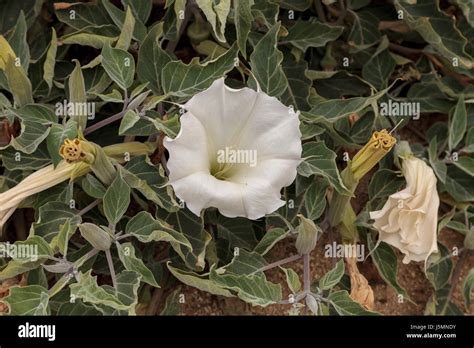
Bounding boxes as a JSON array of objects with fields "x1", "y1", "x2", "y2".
[{"x1": 164, "y1": 78, "x2": 302, "y2": 219}]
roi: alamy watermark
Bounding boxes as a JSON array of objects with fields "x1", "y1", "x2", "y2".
[
  {"x1": 0, "y1": 242, "x2": 39, "y2": 262},
  {"x1": 55, "y1": 100, "x2": 95, "y2": 119},
  {"x1": 324, "y1": 242, "x2": 365, "y2": 262},
  {"x1": 216, "y1": 146, "x2": 257, "y2": 167},
  {"x1": 379, "y1": 100, "x2": 420, "y2": 120}
]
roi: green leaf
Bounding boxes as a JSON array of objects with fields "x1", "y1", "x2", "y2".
[
  {"x1": 394, "y1": 0, "x2": 473, "y2": 70},
  {"x1": 161, "y1": 209, "x2": 212, "y2": 271},
  {"x1": 101, "y1": 44, "x2": 135, "y2": 90},
  {"x1": 122, "y1": 155, "x2": 178, "y2": 211},
  {"x1": 0, "y1": 260, "x2": 43, "y2": 282},
  {"x1": 463, "y1": 269, "x2": 474, "y2": 308},
  {"x1": 102, "y1": 0, "x2": 146, "y2": 42},
  {"x1": 68, "y1": 60, "x2": 87, "y2": 130},
  {"x1": 348, "y1": 10, "x2": 380, "y2": 46},
  {"x1": 2, "y1": 285, "x2": 50, "y2": 315},
  {"x1": 0, "y1": 1, "x2": 42, "y2": 33},
  {"x1": 453, "y1": 0, "x2": 474, "y2": 27},
  {"x1": 210, "y1": 267, "x2": 282, "y2": 307},
  {"x1": 453, "y1": 156, "x2": 474, "y2": 177},
  {"x1": 9, "y1": 120, "x2": 50, "y2": 154},
  {"x1": 328, "y1": 290, "x2": 379, "y2": 315},
  {"x1": 14, "y1": 104, "x2": 57, "y2": 124},
  {"x1": 126, "y1": 211, "x2": 192, "y2": 249},
  {"x1": 115, "y1": 6, "x2": 135, "y2": 50},
  {"x1": 160, "y1": 288, "x2": 181, "y2": 315},
  {"x1": 254, "y1": 227, "x2": 289, "y2": 255},
  {"x1": 55, "y1": 2, "x2": 113, "y2": 30},
  {"x1": 162, "y1": 43, "x2": 238, "y2": 97},
  {"x1": 298, "y1": 141, "x2": 350, "y2": 195},
  {"x1": 282, "y1": 19, "x2": 344, "y2": 51},
  {"x1": 51, "y1": 218, "x2": 77, "y2": 256},
  {"x1": 1, "y1": 143, "x2": 50, "y2": 171},
  {"x1": 195, "y1": 0, "x2": 230, "y2": 43},
  {"x1": 117, "y1": 242, "x2": 160, "y2": 287},
  {"x1": 43, "y1": 28, "x2": 57, "y2": 91},
  {"x1": 47, "y1": 120, "x2": 78, "y2": 167},
  {"x1": 222, "y1": 249, "x2": 267, "y2": 275},
  {"x1": 426, "y1": 243, "x2": 453, "y2": 290},
  {"x1": 428, "y1": 138, "x2": 447, "y2": 184},
  {"x1": 137, "y1": 23, "x2": 172, "y2": 95},
  {"x1": 7, "y1": 11, "x2": 29, "y2": 72},
  {"x1": 70, "y1": 270, "x2": 136, "y2": 312},
  {"x1": 81, "y1": 174, "x2": 107, "y2": 199},
  {"x1": 249, "y1": 22, "x2": 287, "y2": 97},
  {"x1": 319, "y1": 259, "x2": 345, "y2": 290},
  {"x1": 4, "y1": 55, "x2": 33, "y2": 107},
  {"x1": 0, "y1": 235, "x2": 53, "y2": 263},
  {"x1": 167, "y1": 263, "x2": 233, "y2": 297},
  {"x1": 234, "y1": 0, "x2": 254, "y2": 58},
  {"x1": 448, "y1": 95, "x2": 467, "y2": 151},
  {"x1": 60, "y1": 30, "x2": 118, "y2": 49},
  {"x1": 58, "y1": 300, "x2": 103, "y2": 315},
  {"x1": 281, "y1": 267, "x2": 301, "y2": 293},
  {"x1": 304, "y1": 178, "x2": 329, "y2": 220},
  {"x1": 445, "y1": 165, "x2": 474, "y2": 202},
  {"x1": 368, "y1": 169, "x2": 405, "y2": 202},
  {"x1": 216, "y1": 216, "x2": 258, "y2": 250},
  {"x1": 303, "y1": 87, "x2": 389, "y2": 123},
  {"x1": 362, "y1": 37, "x2": 396, "y2": 90},
  {"x1": 368, "y1": 238, "x2": 408, "y2": 297},
  {"x1": 274, "y1": 0, "x2": 311, "y2": 11},
  {"x1": 32, "y1": 202, "x2": 82, "y2": 243},
  {"x1": 103, "y1": 169, "x2": 130, "y2": 225},
  {"x1": 121, "y1": 0, "x2": 152, "y2": 24},
  {"x1": 251, "y1": 1, "x2": 278, "y2": 28},
  {"x1": 281, "y1": 57, "x2": 311, "y2": 111}
]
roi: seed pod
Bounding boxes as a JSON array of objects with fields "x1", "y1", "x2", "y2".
[
  {"x1": 295, "y1": 215, "x2": 320, "y2": 255},
  {"x1": 305, "y1": 293, "x2": 319, "y2": 315},
  {"x1": 79, "y1": 223, "x2": 112, "y2": 251}
]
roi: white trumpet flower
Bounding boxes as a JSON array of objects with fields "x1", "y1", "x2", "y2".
[
  {"x1": 164, "y1": 78, "x2": 302, "y2": 220},
  {"x1": 369, "y1": 156, "x2": 439, "y2": 264}
]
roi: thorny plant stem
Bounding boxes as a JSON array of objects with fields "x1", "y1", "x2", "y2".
[
  {"x1": 105, "y1": 249, "x2": 118, "y2": 292},
  {"x1": 251, "y1": 254, "x2": 302, "y2": 275}
]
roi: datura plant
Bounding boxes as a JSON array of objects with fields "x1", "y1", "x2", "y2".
[{"x1": 0, "y1": 0, "x2": 472, "y2": 317}]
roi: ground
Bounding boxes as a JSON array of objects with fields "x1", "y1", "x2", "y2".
[{"x1": 171, "y1": 228, "x2": 473, "y2": 316}]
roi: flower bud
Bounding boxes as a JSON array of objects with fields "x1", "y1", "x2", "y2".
[
  {"x1": 295, "y1": 215, "x2": 320, "y2": 255},
  {"x1": 79, "y1": 223, "x2": 112, "y2": 251},
  {"x1": 351, "y1": 129, "x2": 396, "y2": 181},
  {"x1": 329, "y1": 129, "x2": 396, "y2": 230}
]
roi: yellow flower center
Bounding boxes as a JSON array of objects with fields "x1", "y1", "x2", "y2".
[{"x1": 60, "y1": 138, "x2": 86, "y2": 163}]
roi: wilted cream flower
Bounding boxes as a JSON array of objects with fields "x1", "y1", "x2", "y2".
[
  {"x1": 369, "y1": 156, "x2": 439, "y2": 264},
  {"x1": 163, "y1": 78, "x2": 302, "y2": 220}
]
